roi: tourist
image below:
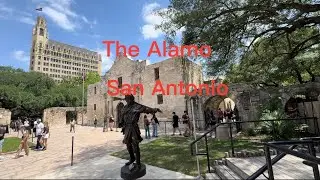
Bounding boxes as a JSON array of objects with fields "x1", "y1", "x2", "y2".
[
  {"x1": 24, "y1": 118, "x2": 30, "y2": 134},
  {"x1": 35, "y1": 118, "x2": 44, "y2": 150},
  {"x1": 33, "y1": 119, "x2": 38, "y2": 137},
  {"x1": 151, "y1": 114, "x2": 159, "y2": 137},
  {"x1": 217, "y1": 108, "x2": 224, "y2": 123},
  {"x1": 70, "y1": 119, "x2": 75, "y2": 133},
  {"x1": 144, "y1": 115, "x2": 150, "y2": 139},
  {"x1": 94, "y1": 117, "x2": 97, "y2": 128},
  {"x1": 172, "y1": 112, "x2": 182, "y2": 136},
  {"x1": 41, "y1": 122, "x2": 49, "y2": 150},
  {"x1": 103, "y1": 116, "x2": 108, "y2": 132},
  {"x1": 182, "y1": 111, "x2": 190, "y2": 137},
  {"x1": 109, "y1": 115, "x2": 115, "y2": 131},
  {"x1": 225, "y1": 108, "x2": 233, "y2": 122},
  {"x1": 0, "y1": 125, "x2": 6, "y2": 161},
  {"x1": 15, "y1": 131, "x2": 29, "y2": 158}
]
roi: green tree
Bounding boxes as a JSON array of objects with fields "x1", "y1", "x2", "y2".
[{"x1": 157, "y1": 0, "x2": 320, "y2": 84}]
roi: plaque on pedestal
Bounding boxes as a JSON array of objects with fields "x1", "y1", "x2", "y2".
[{"x1": 121, "y1": 163, "x2": 146, "y2": 180}]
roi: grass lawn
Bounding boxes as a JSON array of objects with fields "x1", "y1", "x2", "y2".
[
  {"x1": 111, "y1": 136, "x2": 262, "y2": 176},
  {"x1": 2, "y1": 137, "x2": 35, "y2": 153}
]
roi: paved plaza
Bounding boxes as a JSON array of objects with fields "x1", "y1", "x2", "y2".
[{"x1": 0, "y1": 125, "x2": 194, "y2": 179}]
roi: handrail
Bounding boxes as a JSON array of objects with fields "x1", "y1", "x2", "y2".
[
  {"x1": 248, "y1": 137, "x2": 320, "y2": 180},
  {"x1": 264, "y1": 142, "x2": 320, "y2": 164},
  {"x1": 247, "y1": 145, "x2": 298, "y2": 180},
  {"x1": 190, "y1": 123, "x2": 221, "y2": 155},
  {"x1": 189, "y1": 117, "x2": 319, "y2": 175}
]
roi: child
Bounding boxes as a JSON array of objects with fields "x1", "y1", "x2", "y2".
[{"x1": 144, "y1": 115, "x2": 150, "y2": 139}]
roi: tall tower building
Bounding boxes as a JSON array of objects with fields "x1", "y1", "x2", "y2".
[{"x1": 29, "y1": 16, "x2": 102, "y2": 83}]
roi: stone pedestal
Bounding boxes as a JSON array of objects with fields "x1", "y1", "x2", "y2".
[
  {"x1": 121, "y1": 163, "x2": 146, "y2": 180},
  {"x1": 216, "y1": 124, "x2": 230, "y2": 140}
]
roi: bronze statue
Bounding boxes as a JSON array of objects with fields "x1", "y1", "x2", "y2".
[{"x1": 118, "y1": 94, "x2": 162, "y2": 172}]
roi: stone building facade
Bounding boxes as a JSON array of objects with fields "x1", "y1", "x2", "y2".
[
  {"x1": 87, "y1": 54, "x2": 203, "y2": 126},
  {"x1": 0, "y1": 108, "x2": 11, "y2": 125},
  {"x1": 189, "y1": 81, "x2": 320, "y2": 131},
  {"x1": 29, "y1": 16, "x2": 102, "y2": 83},
  {"x1": 43, "y1": 107, "x2": 87, "y2": 127}
]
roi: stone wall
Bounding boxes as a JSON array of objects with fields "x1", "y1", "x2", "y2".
[
  {"x1": 0, "y1": 108, "x2": 11, "y2": 125},
  {"x1": 43, "y1": 107, "x2": 87, "y2": 127}
]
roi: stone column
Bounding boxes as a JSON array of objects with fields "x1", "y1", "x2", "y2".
[{"x1": 197, "y1": 97, "x2": 205, "y2": 130}]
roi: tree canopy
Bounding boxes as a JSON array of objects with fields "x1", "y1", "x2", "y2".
[
  {"x1": 0, "y1": 67, "x2": 101, "y2": 119},
  {"x1": 157, "y1": 0, "x2": 320, "y2": 85}
]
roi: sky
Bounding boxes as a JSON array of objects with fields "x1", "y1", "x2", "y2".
[{"x1": 0, "y1": 0, "x2": 186, "y2": 74}]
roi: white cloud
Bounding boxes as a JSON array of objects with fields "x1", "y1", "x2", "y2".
[
  {"x1": 19, "y1": 17, "x2": 35, "y2": 25},
  {"x1": 0, "y1": 3, "x2": 13, "y2": 18},
  {"x1": 140, "y1": 2, "x2": 185, "y2": 40},
  {"x1": 12, "y1": 50, "x2": 29, "y2": 62},
  {"x1": 43, "y1": 6, "x2": 77, "y2": 31},
  {"x1": 31, "y1": 0, "x2": 96, "y2": 31},
  {"x1": 146, "y1": 59, "x2": 151, "y2": 65},
  {"x1": 97, "y1": 48, "x2": 114, "y2": 74},
  {"x1": 141, "y1": 3, "x2": 163, "y2": 39}
]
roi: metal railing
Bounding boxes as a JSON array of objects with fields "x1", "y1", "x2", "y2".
[
  {"x1": 250, "y1": 138, "x2": 320, "y2": 180},
  {"x1": 189, "y1": 117, "x2": 319, "y2": 174}
]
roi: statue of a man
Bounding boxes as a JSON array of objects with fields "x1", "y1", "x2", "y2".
[{"x1": 119, "y1": 94, "x2": 161, "y2": 170}]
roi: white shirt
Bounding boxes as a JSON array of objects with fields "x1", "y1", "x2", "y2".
[
  {"x1": 24, "y1": 121, "x2": 29, "y2": 127},
  {"x1": 36, "y1": 122, "x2": 44, "y2": 136}
]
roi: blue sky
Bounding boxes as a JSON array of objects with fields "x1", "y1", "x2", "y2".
[{"x1": 0, "y1": 0, "x2": 186, "y2": 74}]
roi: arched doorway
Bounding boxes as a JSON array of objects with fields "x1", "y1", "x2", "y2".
[
  {"x1": 203, "y1": 95, "x2": 236, "y2": 126},
  {"x1": 116, "y1": 102, "x2": 124, "y2": 128}
]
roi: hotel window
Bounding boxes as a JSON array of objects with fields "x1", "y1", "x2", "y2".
[
  {"x1": 157, "y1": 94, "x2": 163, "y2": 104},
  {"x1": 154, "y1": 67, "x2": 159, "y2": 80},
  {"x1": 94, "y1": 87, "x2": 97, "y2": 94},
  {"x1": 94, "y1": 104, "x2": 96, "y2": 110},
  {"x1": 118, "y1": 77, "x2": 122, "y2": 88}
]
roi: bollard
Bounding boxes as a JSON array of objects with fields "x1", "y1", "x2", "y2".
[{"x1": 71, "y1": 136, "x2": 74, "y2": 166}]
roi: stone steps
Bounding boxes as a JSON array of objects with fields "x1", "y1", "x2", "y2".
[
  {"x1": 214, "y1": 164, "x2": 241, "y2": 180},
  {"x1": 205, "y1": 172, "x2": 220, "y2": 180}
]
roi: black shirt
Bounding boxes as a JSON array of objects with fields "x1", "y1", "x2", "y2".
[{"x1": 173, "y1": 115, "x2": 179, "y2": 124}]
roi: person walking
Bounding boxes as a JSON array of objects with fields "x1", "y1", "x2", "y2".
[
  {"x1": 182, "y1": 111, "x2": 190, "y2": 137},
  {"x1": 15, "y1": 131, "x2": 29, "y2": 158},
  {"x1": 109, "y1": 115, "x2": 115, "y2": 131},
  {"x1": 103, "y1": 117, "x2": 107, "y2": 132},
  {"x1": 24, "y1": 118, "x2": 30, "y2": 135},
  {"x1": 70, "y1": 119, "x2": 76, "y2": 133},
  {"x1": 151, "y1": 114, "x2": 159, "y2": 137},
  {"x1": 144, "y1": 115, "x2": 150, "y2": 139},
  {"x1": 94, "y1": 118, "x2": 98, "y2": 128},
  {"x1": 172, "y1": 112, "x2": 182, "y2": 136},
  {"x1": 41, "y1": 122, "x2": 49, "y2": 150},
  {"x1": 35, "y1": 119, "x2": 44, "y2": 150}
]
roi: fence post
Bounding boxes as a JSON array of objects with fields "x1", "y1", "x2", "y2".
[
  {"x1": 229, "y1": 123, "x2": 235, "y2": 157},
  {"x1": 71, "y1": 136, "x2": 74, "y2": 166},
  {"x1": 308, "y1": 142, "x2": 320, "y2": 179},
  {"x1": 265, "y1": 146, "x2": 274, "y2": 180},
  {"x1": 165, "y1": 121, "x2": 167, "y2": 135}
]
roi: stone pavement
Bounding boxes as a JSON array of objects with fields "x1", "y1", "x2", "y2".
[
  {"x1": 0, "y1": 125, "x2": 194, "y2": 179},
  {"x1": 34, "y1": 154, "x2": 194, "y2": 179}
]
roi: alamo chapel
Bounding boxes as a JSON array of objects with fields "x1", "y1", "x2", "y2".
[{"x1": 86, "y1": 54, "x2": 203, "y2": 126}]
